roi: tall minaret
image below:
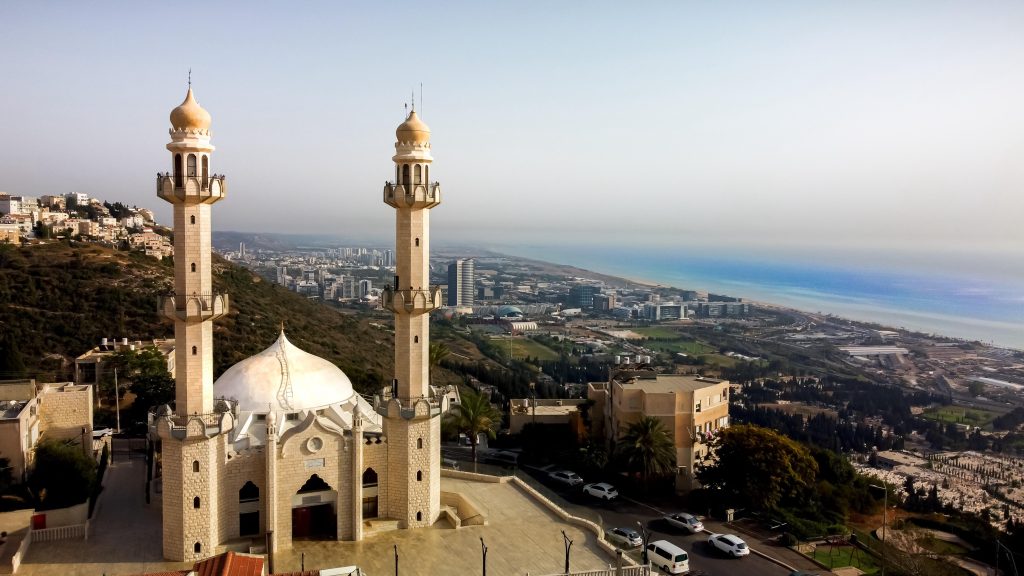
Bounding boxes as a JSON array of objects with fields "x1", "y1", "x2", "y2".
[
  {"x1": 155, "y1": 86, "x2": 229, "y2": 561},
  {"x1": 382, "y1": 108, "x2": 442, "y2": 528}
]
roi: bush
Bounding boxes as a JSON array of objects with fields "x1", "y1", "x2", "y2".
[{"x1": 29, "y1": 439, "x2": 96, "y2": 510}]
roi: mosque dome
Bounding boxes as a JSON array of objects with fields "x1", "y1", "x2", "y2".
[
  {"x1": 396, "y1": 110, "x2": 430, "y2": 144},
  {"x1": 169, "y1": 87, "x2": 212, "y2": 130},
  {"x1": 214, "y1": 331, "x2": 355, "y2": 412}
]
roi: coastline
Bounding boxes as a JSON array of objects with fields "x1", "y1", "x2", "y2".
[{"x1": 490, "y1": 249, "x2": 1023, "y2": 351}]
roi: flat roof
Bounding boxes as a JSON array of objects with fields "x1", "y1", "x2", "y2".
[
  {"x1": 839, "y1": 346, "x2": 909, "y2": 356},
  {"x1": 619, "y1": 374, "x2": 729, "y2": 393}
]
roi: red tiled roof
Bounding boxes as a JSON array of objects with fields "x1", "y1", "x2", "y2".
[
  {"x1": 271, "y1": 572, "x2": 321, "y2": 576},
  {"x1": 194, "y1": 551, "x2": 265, "y2": 576}
]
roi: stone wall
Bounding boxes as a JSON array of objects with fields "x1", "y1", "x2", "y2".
[
  {"x1": 37, "y1": 384, "x2": 92, "y2": 454},
  {"x1": 217, "y1": 445, "x2": 265, "y2": 543},
  {"x1": 384, "y1": 413, "x2": 440, "y2": 528}
]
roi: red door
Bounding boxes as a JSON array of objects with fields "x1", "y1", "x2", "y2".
[{"x1": 292, "y1": 507, "x2": 311, "y2": 539}]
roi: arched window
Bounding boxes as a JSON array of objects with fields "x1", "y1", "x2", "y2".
[
  {"x1": 414, "y1": 335, "x2": 419, "y2": 343},
  {"x1": 416, "y1": 511, "x2": 422, "y2": 521},
  {"x1": 414, "y1": 164, "x2": 422, "y2": 184},
  {"x1": 362, "y1": 468, "x2": 378, "y2": 487},
  {"x1": 240, "y1": 481, "x2": 260, "y2": 502},
  {"x1": 193, "y1": 460, "x2": 200, "y2": 473},
  {"x1": 192, "y1": 346, "x2": 197, "y2": 356},
  {"x1": 417, "y1": 438, "x2": 423, "y2": 449},
  {"x1": 416, "y1": 470, "x2": 422, "y2": 481},
  {"x1": 174, "y1": 154, "x2": 183, "y2": 187},
  {"x1": 402, "y1": 164, "x2": 410, "y2": 184},
  {"x1": 190, "y1": 215, "x2": 195, "y2": 225},
  {"x1": 191, "y1": 263, "x2": 196, "y2": 273},
  {"x1": 194, "y1": 542, "x2": 202, "y2": 554},
  {"x1": 201, "y1": 156, "x2": 209, "y2": 189},
  {"x1": 187, "y1": 154, "x2": 197, "y2": 177},
  {"x1": 193, "y1": 496, "x2": 200, "y2": 509},
  {"x1": 415, "y1": 238, "x2": 419, "y2": 247},
  {"x1": 425, "y1": 166, "x2": 429, "y2": 184}
]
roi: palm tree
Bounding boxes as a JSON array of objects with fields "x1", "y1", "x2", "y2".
[
  {"x1": 619, "y1": 416, "x2": 676, "y2": 488},
  {"x1": 428, "y1": 342, "x2": 450, "y2": 386},
  {"x1": 444, "y1": 389, "x2": 501, "y2": 463}
]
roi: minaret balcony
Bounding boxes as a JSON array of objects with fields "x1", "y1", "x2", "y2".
[
  {"x1": 148, "y1": 399, "x2": 237, "y2": 440},
  {"x1": 382, "y1": 286, "x2": 442, "y2": 314},
  {"x1": 383, "y1": 181, "x2": 441, "y2": 209},
  {"x1": 158, "y1": 292, "x2": 230, "y2": 322},
  {"x1": 157, "y1": 173, "x2": 227, "y2": 204}
]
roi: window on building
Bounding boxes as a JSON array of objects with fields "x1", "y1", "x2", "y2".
[
  {"x1": 414, "y1": 335, "x2": 419, "y2": 343},
  {"x1": 192, "y1": 346, "x2": 197, "y2": 356},
  {"x1": 417, "y1": 438, "x2": 423, "y2": 449},
  {"x1": 190, "y1": 215, "x2": 195, "y2": 224},
  {"x1": 193, "y1": 496, "x2": 200, "y2": 509},
  {"x1": 414, "y1": 164, "x2": 422, "y2": 184},
  {"x1": 194, "y1": 542, "x2": 201, "y2": 554},
  {"x1": 417, "y1": 470, "x2": 422, "y2": 481},
  {"x1": 201, "y1": 156, "x2": 209, "y2": 188},
  {"x1": 286, "y1": 413, "x2": 299, "y2": 421},
  {"x1": 416, "y1": 511, "x2": 422, "y2": 521},
  {"x1": 255, "y1": 414, "x2": 267, "y2": 421},
  {"x1": 191, "y1": 263, "x2": 196, "y2": 273},
  {"x1": 402, "y1": 164, "x2": 410, "y2": 184},
  {"x1": 193, "y1": 460, "x2": 200, "y2": 473},
  {"x1": 174, "y1": 154, "x2": 183, "y2": 187},
  {"x1": 187, "y1": 154, "x2": 197, "y2": 177},
  {"x1": 415, "y1": 238, "x2": 419, "y2": 247},
  {"x1": 695, "y1": 401, "x2": 701, "y2": 413}
]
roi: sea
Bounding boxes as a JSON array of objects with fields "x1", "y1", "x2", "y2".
[{"x1": 495, "y1": 244, "x2": 1024, "y2": 350}]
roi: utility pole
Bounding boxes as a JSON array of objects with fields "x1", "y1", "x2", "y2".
[
  {"x1": 562, "y1": 530, "x2": 573, "y2": 574},
  {"x1": 114, "y1": 368, "x2": 121, "y2": 434},
  {"x1": 870, "y1": 482, "x2": 888, "y2": 576}
]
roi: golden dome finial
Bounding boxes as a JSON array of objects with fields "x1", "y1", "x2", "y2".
[
  {"x1": 396, "y1": 109, "x2": 430, "y2": 144},
  {"x1": 170, "y1": 85, "x2": 212, "y2": 131}
]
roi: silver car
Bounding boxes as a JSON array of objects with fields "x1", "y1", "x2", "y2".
[
  {"x1": 548, "y1": 470, "x2": 584, "y2": 487},
  {"x1": 664, "y1": 512, "x2": 704, "y2": 533},
  {"x1": 708, "y1": 533, "x2": 750, "y2": 557},
  {"x1": 583, "y1": 482, "x2": 618, "y2": 500},
  {"x1": 606, "y1": 527, "x2": 642, "y2": 548}
]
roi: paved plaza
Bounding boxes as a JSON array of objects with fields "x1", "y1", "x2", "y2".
[{"x1": 13, "y1": 462, "x2": 616, "y2": 576}]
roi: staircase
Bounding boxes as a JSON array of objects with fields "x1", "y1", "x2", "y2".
[{"x1": 363, "y1": 518, "x2": 401, "y2": 538}]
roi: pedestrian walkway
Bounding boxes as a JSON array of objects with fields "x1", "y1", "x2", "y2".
[{"x1": 16, "y1": 459, "x2": 190, "y2": 576}]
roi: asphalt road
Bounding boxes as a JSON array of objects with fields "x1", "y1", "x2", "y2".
[{"x1": 442, "y1": 446, "x2": 797, "y2": 576}]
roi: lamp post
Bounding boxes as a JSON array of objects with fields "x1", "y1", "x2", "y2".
[
  {"x1": 562, "y1": 530, "x2": 573, "y2": 574},
  {"x1": 870, "y1": 482, "x2": 888, "y2": 576},
  {"x1": 480, "y1": 537, "x2": 487, "y2": 576},
  {"x1": 394, "y1": 544, "x2": 398, "y2": 576},
  {"x1": 636, "y1": 521, "x2": 651, "y2": 565}
]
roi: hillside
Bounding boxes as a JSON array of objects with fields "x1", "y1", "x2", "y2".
[{"x1": 0, "y1": 241, "x2": 393, "y2": 393}]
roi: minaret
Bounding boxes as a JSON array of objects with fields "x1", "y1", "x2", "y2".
[
  {"x1": 155, "y1": 86, "x2": 229, "y2": 561},
  {"x1": 381, "y1": 108, "x2": 442, "y2": 528}
]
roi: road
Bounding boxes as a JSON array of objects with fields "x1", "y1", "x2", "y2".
[{"x1": 443, "y1": 446, "x2": 799, "y2": 576}]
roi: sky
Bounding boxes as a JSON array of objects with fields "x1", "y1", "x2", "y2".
[{"x1": 2, "y1": 1, "x2": 1023, "y2": 273}]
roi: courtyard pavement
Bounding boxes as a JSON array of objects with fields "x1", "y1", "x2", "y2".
[{"x1": 14, "y1": 462, "x2": 616, "y2": 576}]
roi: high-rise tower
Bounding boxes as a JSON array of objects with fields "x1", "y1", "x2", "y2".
[
  {"x1": 381, "y1": 109, "x2": 443, "y2": 528},
  {"x1": 155, "y1": 86, "x2": 229, "y2": 561},
  {"x1": 446, "y1": 258, "x2": 475, "y2": 306}
]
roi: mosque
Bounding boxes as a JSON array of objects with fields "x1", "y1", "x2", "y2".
[{"x1": 149, "y1": 86, "x2": 444, "y2": 561}]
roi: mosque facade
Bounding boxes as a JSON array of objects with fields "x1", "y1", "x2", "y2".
[{"x1": 149, "y1": 88, "x2": 443, "y2": 561}]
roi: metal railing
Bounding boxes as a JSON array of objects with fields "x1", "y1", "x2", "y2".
[{"x1": 156, "y1": 172, "x2": 227, "y2": 189}]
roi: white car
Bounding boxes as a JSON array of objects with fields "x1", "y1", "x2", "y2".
[
  {"x1": 708, "y1": 533, "x2": 750, "y2": 557},
  {"x1": 664, "y1": 512, "x2": 704, "y2": 533},
  {"x1": 582, "y1": 482, "x2": 618, "y2": 500},
  {"x1": 605, "y1": 527, "x2": 642, "y2": 548},
  {"x1": 548, "y1": 470, "x2": 584, "y2": 487}
]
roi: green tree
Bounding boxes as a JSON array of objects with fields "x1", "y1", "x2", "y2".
[
  {"x1": 967, "y1": 381, "x2": 985, "y2": 397},
  {"x1": 697, "y1": 424, "x2": 818, "y2": 511},
  {"x1": 618, "y1": 416, "x2": 676, "y2": 488},
  {"x1": 428, "y1": 341, "x2": 450, "y2": 386},
  {"x1": 105, "y1": 346, "x2": 175, "y2": 426},
  {"x1": 443, "y1": 389, "x2": 501, "y2": 463},
  {"x1": 29, "y1": 439, "x2": 97, "y2": 510}
]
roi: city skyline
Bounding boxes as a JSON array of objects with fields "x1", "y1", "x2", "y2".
[{"x1": 2, "y1": 1, "x2": 1023, "y2": 268}]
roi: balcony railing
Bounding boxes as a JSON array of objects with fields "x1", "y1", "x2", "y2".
[
  {"x1": 382, "y1": 286, "x2": 442, "y2": 313},
  {"x1": 383, "y1": 181, "x2": 441, "y2": 209},
  {"x1": 158, "y1": 292, "x2": 230, "y2": 321},
  {"x1": 157, "y1": 173, "x2": 227, "y2": 203},
  {"x1": 148, "y1": 398, "x2": 237, "y2": 440},
  {"x1": 373, "y1": 387, "x2": 442, "y2": 420}
]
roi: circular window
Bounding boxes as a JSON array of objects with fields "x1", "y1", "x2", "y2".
[{"x1": 306, "y1": 437, "x2": 324, "y2": 453}]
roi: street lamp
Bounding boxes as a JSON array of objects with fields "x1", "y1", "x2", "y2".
[
  {"x1": 636, "y1": 521, "x2": 651, "y2": 565},
  {"x1": 394, "y1": 544, "x2": 398, "y2": 576},
  {"x1": 480, "y1": 537, "x2": 488, "y2": 576},
  {"x1": 562, "y1": 530, "x2": 573, "y2": 574},
  {"x1": 869, "y1": 482, "x2": 888, "y2": 576}
]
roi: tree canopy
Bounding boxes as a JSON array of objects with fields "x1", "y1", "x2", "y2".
[
  {"x1": 443, "y1": 389, "x2": 501, "y2": 462},
  {"x1": 618, "y1": 416, "x2": 676, "y2": 487},
  {"x1": 29, "y1": 439, "x2": 97, "y2": 510}
]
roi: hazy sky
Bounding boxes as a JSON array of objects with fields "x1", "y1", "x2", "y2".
[{"x1": 2, "y1": 1, "x2": 1023, "y2": 263}]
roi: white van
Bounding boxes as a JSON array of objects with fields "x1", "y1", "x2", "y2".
[{"x1": 646, "y1": 539, "x2": 689, "y2": 574}]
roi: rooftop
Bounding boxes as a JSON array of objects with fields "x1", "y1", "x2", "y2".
[{"x1": 618, "y1": 374, "x2": 729, "y2": 393}]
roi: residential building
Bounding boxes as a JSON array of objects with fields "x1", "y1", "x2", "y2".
[
  {"x1": 588, "y1": 373, "x2": 730, "y2": 491},
  {"x1": 446, "y1": 258, "x2": 475, "y2": 306},
  {"x1": 75, "y1": 338, "x2": 176, "y2": 388}
]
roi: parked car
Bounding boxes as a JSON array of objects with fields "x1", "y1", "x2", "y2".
[
  {"x1": 646, "y1": 539, "x2": 690, "y2": 574},
  {"x1": 664, "y1": 512, "x2": 704, "y2": 533},
  {"x1": 708, "y1": 533, "x2": 750, "y2": 557},
  {"x1": 605, "y1": 527, "x2": 642, "y2": 548},
  {"x1": 482, "y1": 450, "x2": 519, "y2": 467},
  {"x1": 582, "y1": 482, "x2": 618, "y2": 500},
  {"x1": 548, "y1": 470, "x2": 584, "y2": 487},
  {"x1": 441, "y1": 458, "x2": 460, "y2": 470}
]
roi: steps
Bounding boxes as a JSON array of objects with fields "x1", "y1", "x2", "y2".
[{"x1": 363, "y1": 518, "x2": 401, "y2": 538}]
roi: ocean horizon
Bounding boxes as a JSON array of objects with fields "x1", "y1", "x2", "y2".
[{"x1": 495, "y1": 244, "x2": 1024, "y2": 351}]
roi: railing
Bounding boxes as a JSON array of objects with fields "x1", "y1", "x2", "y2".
[
  {"x1": 383, "y1": 181, "x2": 441, "y2": 208},
  {"x1": 156, "y1": 173, "x2": 227, "y2": 203},
  {"x1": 156, "y1": 172, "x2": 227, "y2": 189},
  {"x1": 373, "y1": 388, "x2": 443, "y2": 419},
  {"x1": 148, "y1": 398, "x2": 237, "y2": 439},
  {"x1": 382, "y1": 286, "x2": 442, "y2": 313},
  {"x1": 30, "y1": 523, "x2": 88, "y2": 542},
  {"x1": 158, "y1": 292, "x2": 229, "y2": 321}
]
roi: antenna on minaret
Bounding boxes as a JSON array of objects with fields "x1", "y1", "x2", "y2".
[
  {"x1": 411, "y1": 89, "x2": 415, "y2": 112},
  {"x1": 188, "y1": 68, "x2": 192, "y2": 89}
]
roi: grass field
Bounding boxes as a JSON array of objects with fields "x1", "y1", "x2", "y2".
[
  {"x1": 811, "y1": 545, "x2": 880, "y2": 574},
  {"x1": 632, "y1": 326, "x2": 682, "y2": 339},
  {"x1": 507, "y1": 338, "x2": 560, "y2": 361},
  {"x1": 921, "y1": 405, "x2": 998, "y2": 428}
]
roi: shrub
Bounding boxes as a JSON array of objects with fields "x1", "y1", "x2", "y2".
[{"x1": 29, "y1": 439, "x2": 96, "y2": 510}]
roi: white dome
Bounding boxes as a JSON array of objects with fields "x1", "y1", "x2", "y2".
[{"x1": 214, "y1": 331, "x2": 355, "y2": 412}]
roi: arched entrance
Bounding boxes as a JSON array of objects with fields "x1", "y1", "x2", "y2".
[
  {"x1": 239, "y1": 481, "x2": 260, "y2": 537},
  {"x1": 292, "y1": 474, "x2": 336, "y2": 540},
  {"x1": 362, "y1": 468, "x2": 379, "y2": 519}
]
